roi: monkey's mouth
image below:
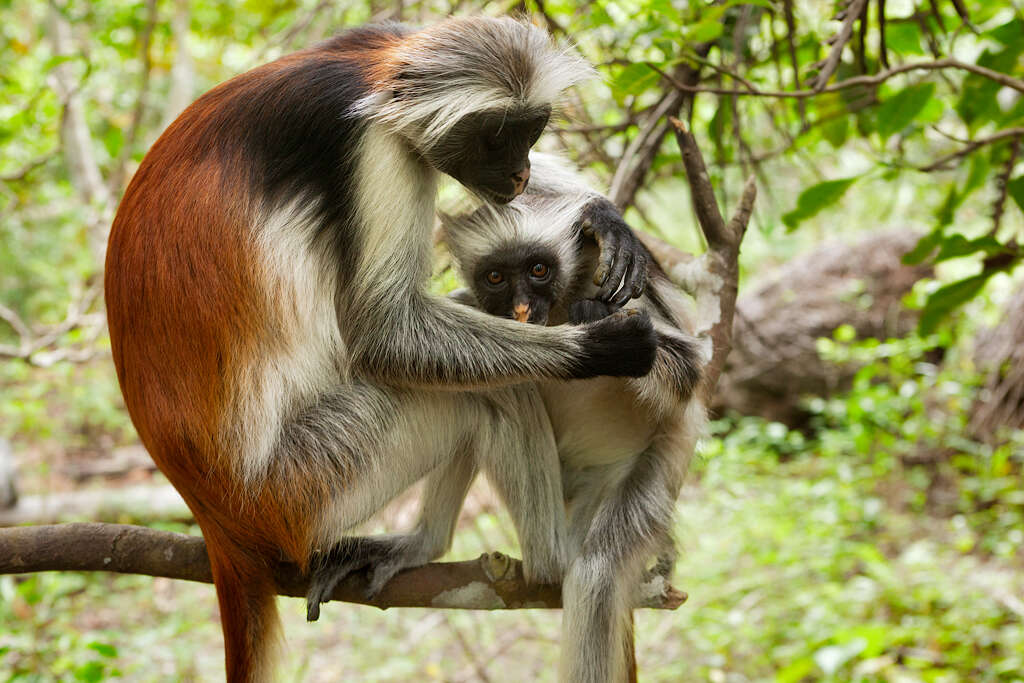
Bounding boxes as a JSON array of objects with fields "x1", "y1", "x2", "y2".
[{"x1": 477, "y1": 187, "x2": 518, "y2": 205}]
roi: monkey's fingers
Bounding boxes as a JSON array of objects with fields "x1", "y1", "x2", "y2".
[
  {"x1": 629, "y1": 249, "x2": 648, "y2": 300},
  {"x1": 306, "y1": 561, "x2": 359, "y2": 621},
  {"x1": 588, "y1": 223, "x2": 619, "y2": 289},
  {"x1": 599, "y1": 248, "x2": 634, "y2": 304}
]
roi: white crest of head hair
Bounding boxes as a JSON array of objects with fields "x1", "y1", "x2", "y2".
[
  {"x1": 357, "y1": 17, "x2": 594, "y2": 143},
  {"x1": 442, "y1": 192, "x2": 588, "y2": 283}
]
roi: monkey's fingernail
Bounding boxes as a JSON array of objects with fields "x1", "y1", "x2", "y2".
[{"x1": 594, "y1": 267, "x2": 608, "y2": 285}]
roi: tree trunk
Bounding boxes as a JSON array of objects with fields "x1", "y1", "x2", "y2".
[{"x1": 714, "y1": 229, "x2": 931, "y2": 424}]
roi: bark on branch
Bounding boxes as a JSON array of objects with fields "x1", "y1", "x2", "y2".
[
  {"x1": 0, "y1": 523, "x2": 686, "y2": 611},
  {"x1": 666, "y1": 116, "x2": 755, "y2": 398}
]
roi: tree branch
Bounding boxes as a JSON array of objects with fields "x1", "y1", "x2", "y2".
[
  {"x1": 607, "y1": 44, "x2": 713, "y2": 211},
  {"x1": 917, "y1": 128, "x2": 1024, "y2": 172},
  {"x1": 46, "y1": 4, "x2": 113, "y2": 268},
  {"x1": 160, "y1": 0, "x2": 196, "y2": 132},
  {"x1": 656, "y1": 57, "x2": 1024, "y2": 98},
  {"x1": 0, "y1": 285, "x2": 106, "y2": 367},
  {"x1": 666, "y1": 117, "x2": 755, "y2": 399},
  {"x1": 108, "y1": 0, "x2": 158, "y2": 195},
  {"x1": 814, "y1": 0, "x2": 870, "y2": 91},
  {"x1": 0, "y1": 523, "x2": 687, "y2": 611}
]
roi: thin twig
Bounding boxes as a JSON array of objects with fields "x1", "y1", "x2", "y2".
[
  {"x1": 0, "y1": 152, "x2": 57, "y2": 183},
  {"x1": 608, "y1": 47, "x2": 712, "y2": 210},
  {"x1": 782, "y1": 0, "x2": 806, "y2": 125},
  {"x1": 814, "y1": 0, "x2": 870, "y2": 91},
  {"x1": 656, "y1": 57, "x2": 1024, "y2": 98},
  {"x1": 990, "y1": 136, "x2": 1021, "y2": 237},
  {"x1": 915, "y1": 5, "x2": 945, "y2": 59},
  {"x1": 108, "y1": 0, "x2": 157, "y2": 194},
  {"x1": 928, "y1": 0, "x2": 947, "y2": 33},
  {"x1": 856, "y1": 0, "x2": 869, "y2": 74},
  {"x1": 949, "y1": 0, "x2": 978, "y2": 33},
  {"x1": 917, "y1": 128, "x2": 1024, "y2": 172},
  {"x1": 878, "y1": 0, "x2": 891, "y2": 69}
]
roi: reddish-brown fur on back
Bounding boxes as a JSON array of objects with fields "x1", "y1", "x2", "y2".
[{"x1": 103, "y1": 42, "x2": 377, "y2": 680}]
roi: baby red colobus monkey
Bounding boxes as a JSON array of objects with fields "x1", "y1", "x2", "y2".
[{"x1": 442, "y1": 157, "x2": 709, "y2": 682}]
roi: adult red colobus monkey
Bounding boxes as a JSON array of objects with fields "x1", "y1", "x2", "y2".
[{"x1": 105, "y1": 17, "x2": 656, "y2": 682}]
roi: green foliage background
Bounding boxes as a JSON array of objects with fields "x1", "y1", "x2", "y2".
[{"x1": 1, "y1": 0, "x2": 1022, "y2": 680}]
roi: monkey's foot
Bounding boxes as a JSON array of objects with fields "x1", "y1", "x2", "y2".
[{"x1": 305, "y1": 535, "x2": 430, "y2": 621}]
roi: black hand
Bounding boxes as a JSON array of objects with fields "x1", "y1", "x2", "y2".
[
  {"x1": 576, "y1": 197, "x2": 649, "y2": 306},
  {"x1": 575, "y1": 310, "x2": 658, "y2": 379},
  {"x1": 569, "y1": 298, "x2": 613, "y2": 324}
]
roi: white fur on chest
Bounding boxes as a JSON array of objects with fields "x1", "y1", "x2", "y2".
[{"x1": 540, "y1": 378, "x2": 658, "y2": 468}]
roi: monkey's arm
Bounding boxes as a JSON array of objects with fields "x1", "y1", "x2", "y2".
[
  {"x1": 526, "y1": 152, "x2": 648, "y2": 306},
  {"x1": 345, "y1": 291, "x2": 656, "y2": 388}
]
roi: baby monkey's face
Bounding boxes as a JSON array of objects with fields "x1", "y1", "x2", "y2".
[{"x1": 472, "y1": 246, "x2": 560, "y2": 325}]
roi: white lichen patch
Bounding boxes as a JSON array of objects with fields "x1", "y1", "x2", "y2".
[
  {"x1": 669, "y1": 255, "x2": 723, "y2": 333},
  {"x1": 432, "y1": 582, "x2": 507, "y2": 609}
]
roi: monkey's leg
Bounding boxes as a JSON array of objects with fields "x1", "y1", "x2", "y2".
[
  {"x1": 305, "y1": 386, "x2": 566, "y2": 616},
  {"x1": 358, "y1": 449, "x2": 479, "y2": 597},
  {"x1": 477, "y1": 384, "x2": 568, "y2": 585},
  {"x1": 560, "y1": 451, "x2": 677, "y2": 683},
  {"x1": 277, "y1": 385, "x2": 475, "y2": 620}
]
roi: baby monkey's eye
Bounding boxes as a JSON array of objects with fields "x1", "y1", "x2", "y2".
[
  {"x1": 530, "y1": 263, "x2": 549, "y2": 279},
  {"x1": 486, "y1": 271, "x2": 504, "y2": 285}
]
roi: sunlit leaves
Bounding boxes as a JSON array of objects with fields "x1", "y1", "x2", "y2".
[
  {"x1": 609, "y1": 62, "x2": 660, "y2": 98},
  {"x1": 782, "y1": 177, "x2": 858, "y2": 229},
  {"x1": 918, "y1": 273, "x2": 993, "y2": 335},
  {"x1": 1008, "y1": 175, "x2": 1024, "y2": 213},
  {"x1": 877, "y1": 83, "x2": 935, "y2": 140}
]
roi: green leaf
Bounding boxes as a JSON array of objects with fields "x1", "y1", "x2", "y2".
[
  {"x1": 987, "y1": 17, "x2": 1024, "y2": 46},
  {"x1": 686, "y1": 19, "x2": 724, "y2": 43},
  {"x1": 877, "y1": 83, "x2": 935, "y2": 140},
  {"x1": 610, "y1": 63, "x2": 660, "y2": 97},
  {"x1": 903, "y1": 231, "x2": 942, "y2": 265},
  {"x1": 1008, "y1": 175, "x2": 1024, "y2": 213},
  {"x1": 821, "y1": 116, "x2": 849, "y2": 148},
  {"x1": 963, "y1": 152, "x2": 991, "y2": 196},
  {"x1": 934, "y1": 235, "x2": 1006, "y2": 263},
  {"x1": 934, "y1": 184, "x2": 960, "y2": 229},
  {"x1": 782, "y1": 177, "x2": 858, "y2": 230},
  {"x1": 87, "y1": 642, "x2": 118, "y2": 658},
  {"x1": 919, "y1": 273, "x2": 992, "y2": 335},
  {"x1": 956, "y1": 48, "x2": 1021, "y2": 128},
  {"x1": 73, "y1": 661, "x2": 105, "y2": 683},
  {"x1": 884, "y1": 22, "x2": 925, "y2": 55}
]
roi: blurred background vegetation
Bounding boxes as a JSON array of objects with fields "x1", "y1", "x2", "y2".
[{"x1": 1, "y1": 0, "x2": 1022, "y2": 680}]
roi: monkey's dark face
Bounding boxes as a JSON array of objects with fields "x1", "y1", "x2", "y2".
[
  {"x1": 471, "y1": 244, "x2": 561, "y2": 325},
  {"x1": 427, "y1": 108, "x2": 550, "y2": 204}
]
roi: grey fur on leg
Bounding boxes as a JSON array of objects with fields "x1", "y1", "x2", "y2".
[
  {"x1": 477, "y1": 384, "x2": 569, "y2": 585},
  {"x1": 305, "y1": 384, "x2": 569, "y2": 619},
  {"x1": 560, "y1": 450, "x2": 678, "y2": 682}
]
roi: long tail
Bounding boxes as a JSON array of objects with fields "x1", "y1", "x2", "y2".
[{"x1": 204, "y1": 528, "x2": 282, "y2": 683}]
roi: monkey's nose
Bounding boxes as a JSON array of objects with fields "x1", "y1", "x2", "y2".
[
  {"x1": 511, "y1": 167, "x2": 531, "y2": 196},
  {"x1": 513, "y1": 303, "x2": 530, "y2": 323}
]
